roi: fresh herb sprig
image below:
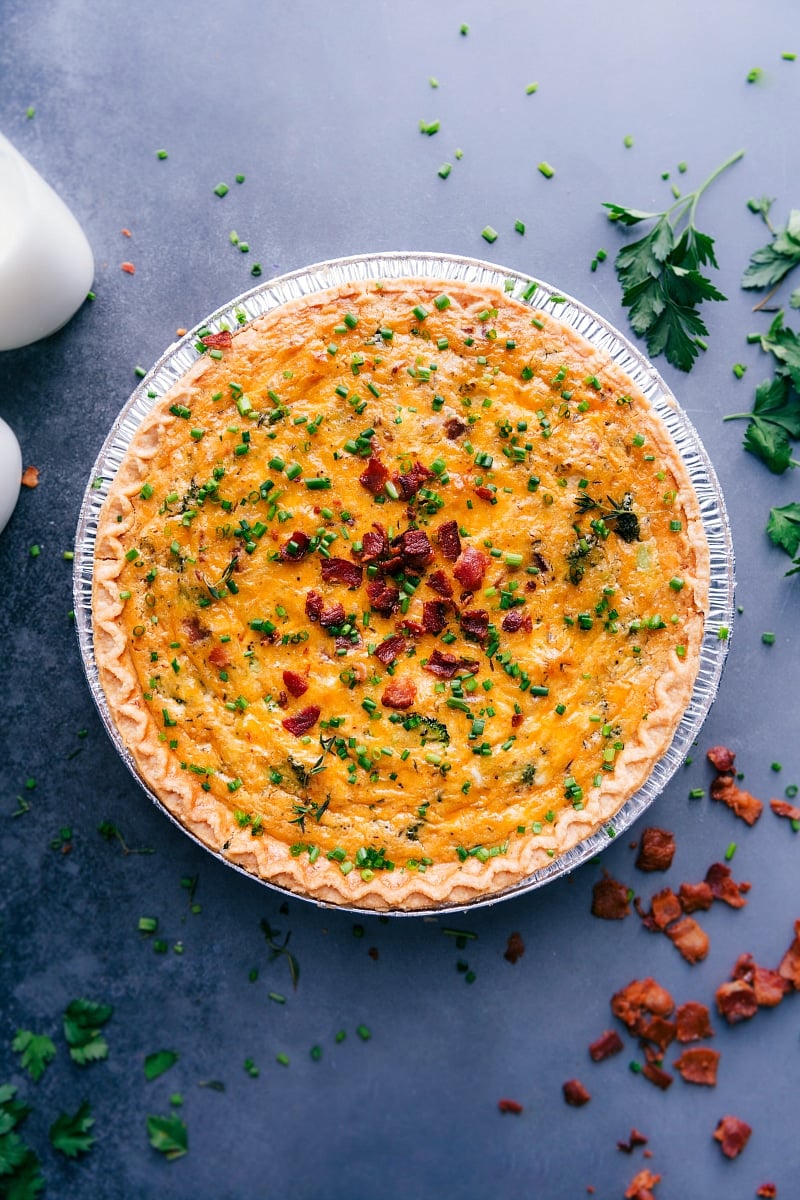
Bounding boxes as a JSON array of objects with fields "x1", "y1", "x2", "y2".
[
  {"x1": 742, "y1": 206, "x2": 800, "y2": 308},
  {"x1": 260, "y1": 919, "x2": 300, "y2": 990},
  {"x1": 11, "y1": 1032, "x2": 56, "y2": 1083},
  {"x1": 724, "y1": 313, "x2": 800, "y2": 473},
  {"x1": 767, "y1": 502, "x2": 800, "y2": 575},
  {"x1": 49, "y1": 1101, "x2": 95, "y2": 1158},
  {"x1": 603, "y1": 150, "x2": 744, "y2": 371}
]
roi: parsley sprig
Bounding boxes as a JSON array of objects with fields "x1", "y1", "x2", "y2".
[
  {"x1": 724, "y1": 313, "x2": 800, "y2": 473},
  {"x1": 11, "y1": 1032, "x2": 56, "y2": 1083},
  {"x1": 603, "y1": 150, "x2": 744, "y2": 371},
  {"x1": 49, "y1": 1101, "x2": 95, "y2": 1158},
  {"x1": 63, "y1": 998, "x2": 113, "y2": 1066},
  {"x1": 742, "y1": 206, "x2": 800, "y2": 308},
  {"x1": 767, "y1": 502, "x2": 800, "y2": 575}
]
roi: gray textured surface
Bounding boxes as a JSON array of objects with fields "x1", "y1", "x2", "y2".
[{"x1": 1, "y1": 2, "x2": 799, "y2": 1197}]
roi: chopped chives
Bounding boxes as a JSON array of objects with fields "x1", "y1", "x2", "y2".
[{"x1": 481, "y1": 226, "x2": 499, "y2": 244}]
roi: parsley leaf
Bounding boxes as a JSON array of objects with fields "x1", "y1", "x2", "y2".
[
  {"x1": 604, "y1": 150, "x2": 744, "y2": 371},
  {"x1": 49, "y1": 1101, "x2": 95, "y2": 1158},
  {"x1": 11, "y1": 1032, "x2": 56, "y2": 1083},
  {"x1": 1, "y1": 1150, "x2": 44, "y2": 1199},
  {"x1": 0, "y1": 1086, "x2": 43, "y2": 1200},
  {"x1": 743, "y1": 209, "x2": 800, "y2": 293},
  {"x1": 767, "y1": 503, "x2": 800, "y2": 559},
  {"x1": 146, "y1": 1114, "x2": 188, "y2": 1160},
  {"x1": 758, "y1": 310, "x2": 800, "y2": 390},
  {"x1": 724, "y1": 376, "x2": 800, "y2": 473},
  {"x1": 63, "y1": 998, "x2": 112, "y2": 1066},
  {"x1": 144, "y1": 1050, "x2": 179, "y2": 1082}
]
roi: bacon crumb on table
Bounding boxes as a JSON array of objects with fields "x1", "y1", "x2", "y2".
[
  {"x1": 503, "y1": 932, "x2": 525, "y2": 964},
  {"x1": 638, "y1": 1015, "x2": 676, "y2": 1052},
  {"x1": 20, "y1": 465, "x2": 39, "y2": 488},
  {"x1": 713, "y1": 1115, "x2": 752, "y2": 1159},
  {"x1": 770, "y1": 798, "x2": 800, "y2": 822},
  {"x1": 641, "y1": 1061, "x2": 673, "y2": 1091},
  {"x1": 592, "y1": 871, "x2": 632, "y2": 919},
  {"x1": 624, "y1": 1169, "x2": 661, "y2": 1200},
  {"x1": 732, "y1": 954, "x2": 791, "y2": 1007},
  {"x1": 665, "y1": 916, "x2": 709, "y2": 964},
  {"x1": 589, "y1": 1029, "x2": 624, "y2": 1062},
  {"x1": 497, "y1": 1098, "x2": 523, "y2": 1114},
  {"x1": 756, "y1": 1184, "x2": 777, "y2": 1198},
  {"x1": 710, "y1": 774, "x2": 763, "y2": 825},
  {"x1": 716, "y1": 979, "x2": 759, "y2": 1025},
  {"x1": 562, "y1": 1079, "x2": 591, "y2": 1106},
  {"x1": 120, "y1": 261, "x2": 135, "y2": 274},
  {"x1": 635, "y1": 887, "x2": 682, "y2": 930},
  {"x1": 678, "y1": 880, "x2": 713, "y2": 913},
  {"x1": 617, "y1": 1129, "x2": 649, "y2": 1154},
  {"x1": 635, "y1": 827, "x2": 676, "y2": 872},
  {"x1": 611, "y1": 978, "x2": 674, "y2": 1034},
  {"x1": 778, "y1": 919, "x2": 800, "y2": 988},
  {"x1": 673, "y1": 1046, "x2": 720, "y2": 1086},
  {"x1": 706, "y1": 745, "x2": 737, "y2": 773},
  {"x1": 705, "y1": 861, "x2": 750, "y2": 908},
  {"x1": 675, "y1": 1001, "x2": 714, "y2": 1042}
]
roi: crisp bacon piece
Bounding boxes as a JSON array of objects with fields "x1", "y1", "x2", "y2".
[
  {"x1": 617, "y1": 1129, "x2": 649, "y2": 1154},
  {"x1": 319, "y1": 601, "x2": 346, "y2": 629},
  {"x1": 710, "y1": 774, "x2": 763, "y2": 825},
  {"x1": 361, "y1": 524, "x2": 389, "y2": 562},
  {"x1": 437, "y1": 519, "x2": 462, "y2": 562},
  {"x1": 321, "y1": 557, "x2": 363, "y2": 588},
  {"x1": 501, "y1": 608, "x2": 532, "y2": 633},
  {"x1": 395, "y1": 528, "x2": 434, "y2": 568},
  {"x1": 716, "y1": 979, "x2": 758, "y2": 1025},
  {"x1": 638, "y1": 1016, "x2": 676, "y2": 1052},
  {"x1": 497, "y1": 1098, "x2": 524, "y2": 1115},
  {"x1": 359, "y1": 456, "x2": 388, "y2": 495},
  {"x1": 444, "y1": 417, "x2": 467, "y2": 439},
  {"x1": 305, "y1": 589, "x2": 323, "y2": 621},
  {"x1": 279, "y1": 530, "x2": 311, "y2": 560},
  {"x1": 675, "y1": 1001, "x2": 714, "y2": 1043},
  {"x1": 713, "y1": 1115, "x2": 752, "y2": 1159},
  {"x1": 641, "y1": 1062, "x2": 673, "y2": 1091},
  {"x1": 21, "y1": 465, "x2": 39, "y2": 488},
  {"x1": 373, "y1": 634, "x2": 406, "y2": 665},
  {"x1": 424, "y1": 649, "x2": 479, "y2": 679},
  {"x1": 335, "y1": 634, "x2": 360, "y2": 653},
  {"x1": 460, "y1": 608, "x2": 489, "y2": 645},
  {"x1": 678, "y1": 881, "x2": 713, "y2": 913},
  {"x1": 778, "y1": 919, "x2": 800, "y2": 988},
  {"x1": 635, "y1": 827, "x2": 676, "y2": 872},
  {"x1": 562, "y1": 1079, "x2": 591, "y2": 1107},
  {"x1": 665, "y1": 916, "x2": 709, "y2": 964},
  {"x1": 589, "y1": 1030, "x2": 624, "y2": 1062},
  {"x1": 422, "y1": 601, "x2": 448, "y2": 634},
  {"x1": 771, "y1": 798, "x2": 800, "y2": 822},
  {"x1": 474, "y1": 485, "x2": 495, "y2": 502},
  {"x1": 201, "y1": 330, "x2": 233, "y2": 350},
  {"x1": 381, "y1": 677, "x2": 416, "y2": 710},
  {"x1": 611, "y1": 978, "x2": 674, "y2": 1034},
  {"x1": 182, "y1": 615, "x2": 209, "y2": 643},
  {"x1": 511, "y1": 712, "x2": 524, "y2": 728},
  {"x1": 707, "y1": 745, "x2": 736, "y2": 773},
  {"x1": 395, "y1": 461, "x2": 432, "y2": 499},
  {"x1": 208, "y1": 644, "x2": 230, "y2": 669},
  {"x1": 281, "y1": 705, "x2": 321, "y2": 737},
  {"x1": 426, "y1": 569, "x2": 453, "y2": 598},
  {"x1": 636, "y1": 887, "x2": 682, "y2": 931},
  {"x1": 504, "y1": 932, "x2": 525, "y2": 964},
  {"x1": 732, "y1": 954, "x2": 790, "y2": 1007},
  {"x1": 756, "y1": 1184, "x2": 777, "y2": 1198},
  {"x1": 705, "y1": 862, "x2": 749, "y2": 908},
  {"x1": 366, "y1": 580, "x2": 401, "y2": 615},
  {"x1": 282, "y1": 670, "x2": 309, "y2": 698},
  {"x1": 453, "y1": 545, "x2": 489, "y2": 591},
  {"x1": 591, "y1": 872, "x2": 631, "y2": 920},
  {"x1": 121, "y1": 261, "x2": 135, "y2": 274},
  {"x1": 673, "y1": 1047, "x2": 720, "y2": 1086},
  {"x1": 399, "y1": 619, "x2": 425, "y2": 637},
  {"x1": 624, "y1": 1169, "x2": 661, "y2": 1200}
]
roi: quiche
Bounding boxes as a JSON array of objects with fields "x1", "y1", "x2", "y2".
[{"x1": 92, "y1": 278, "x2": 709, "y2": 910}]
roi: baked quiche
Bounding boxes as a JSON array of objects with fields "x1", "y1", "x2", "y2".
[{"x1": 92, "y1": 278, "x2": 709, "y2": 910}]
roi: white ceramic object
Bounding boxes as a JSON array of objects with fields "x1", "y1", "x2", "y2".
[
  {"x1": 0, "y1": 416, "x2": 22, "y2": 534},
  {"x1": 0, "y1": 132, "x2": 94, "y2": 351}
]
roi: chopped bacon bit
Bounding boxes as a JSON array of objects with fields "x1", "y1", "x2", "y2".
[
  {"x1": 497, "y1": 1098, "x2": 524, "y2": 1115},
  {"x1": 611, "y1": 978, "x2": 674, "y2": 1034},
  {"x1": 504, "y1": 932, "x2": 525, "y2": 964},
  {"x1": 705, "y1": 861, "x2": 749, "y2": 908},
  {"x1": 422, "y1": 601, "x2": 448, "y2": 634},
  {"x1": 319, "y1": 601, "x2": 346, "y2": 629},
  {"x1": 367, "y1": 946, "x2": 379, "y2": 961},
  {"x1": 120, "y1": 261, "x2": 135, "y2": 274},
  {"x1": 423, "y1": 649, "x2": 480, "y2": 679},
  {"x1": 591, "y1": 871, "x2": 631, "y2": 920},
  {"x1": 588, "y1": 1029, "x2": 624, "y2": 1062},
  {"x1": 770, "y1": 798, "x2": 800, "y2": 822},
  {"x1": 282, "y1": 670, "x2": 309, "y2": 698},
  {"x1": 678, "y1": 881, "x2": 713, "y2": 913},
  {"x1": 335, "y1": 634, "x2": 360, "y2": 653},
  {"x1": 305, "y1": 590, "x2": 323, "y2": 621},
  {"x1": 675, "y1": 1001, "x2": 714, "y2": 1043},
  {"x1": 617, "y1": 1128, "x2": 649, "y2": 1154},
  {"x1": 437, "y1": 519, "x2": 462, "y2": 561},
  {"x1": 281, "y1": 705, "x2": 321, "y2": 737},
  {"x1": 673, "y1": 1046, "x2": 720, "y2": 1086},
  {"x1": 395, "y1": 528, "x2": 434, "y2": 568},
  {"x1": 641, "y1": 1062, "x2": 673, "y2": 1091},
  {"x1": 365, "y1": 580, "x2": 401, "y2": 615},
  {"x1": 778, "y1": 919, "x2": 800, "y2": 988},
  {"x1": 715, "y1": 979, "x2": 758, "y2": 1025},
  {"x1": 20, "y1": 465, "x2": 39, "y2": 488},
  {"x1": 359, "y1": 456, "x2": 389, "y2": 495},
  {"x1": 501, "y1": 608, "x2": 532, "y2": 633},
  {"x1": 713, "y1": 1115, "x2": 752, "y2": 1159},
  {"x1": 665, "y1": 916, "x2": 709, "y2": 964},
  {"x1": 756, "y1": 1184, "x2": 778, "y2": 1198},
  {"x1": 444, "y1": 417, "x2": 467, "y2": 439},
  {"x1": 638, "y1": 1016, "x2": 676, "y2": 1052},
  {"x1": 381, "y1": 677, "x2": 417, "y2": 710},
  {"x1": 562, "y1": 1079, "x2": 591, "y2": 1107},
  {"x1": 732, "y1": 954, "x2": 791, "y2": 1007},
  {"x1": 426, "y1": 569, "x2": 453, "y2": 598},
  {"x1": 279, "y1": 530, "x2": 311, "y2": 561},
  {"x1": 624, "y1": 1169, "x2": 661, "y2": 1200},
  {"x1": 176, "y1": 327, "x2": 187, "y2": 337},
  {"x1": 635, "y1": 887, "x2": 682, "y2": 931},
  {"x1": 511, "y1": 712, "x2": 524, "y2": 728},
  {"x1": 707, "y1": 744, "x2": 736, "y2": 773},
  {"x1": 361, "y1": 524, "x2": 389, "y2": 562},
  {"x1": 453, "y1": 544, "x2": 489, "y2": 591},
  {"x1": 201, "y1": 330, "x2": 233, "y2": 349},
  {"x1": 474, "y1": 485, "x2": 495, "y2": 502},
  {"x1": 373, "y1": 634, "x2": 406, "y2": 665},
  {"x1": 399, "y1": 619, "x2": 425, "y2": 638},
  {"x1": 320, "y1": 557, "x2": 363, "y2": 588},
  {"x1": 460, "y1": 608, "x2": 490, "y2": 645},
  {"x1": 208, "y1": 645, "x2": 230, "y2": 669},
  {"x1": 710, "y1": 774, "x2": 763, "y2": 825},
  {"x1": 121, "y1": 228, "x2": 132, "y2": 237},
  {"x1": 635, "y1": 826, "x2": 676, "y2": 872},
  {"x1": 182, "y1": 615, "x2": 209, "y2": 643},
  {"x1": 395, "y1": 461, "x2": 432, "y2": 499}
]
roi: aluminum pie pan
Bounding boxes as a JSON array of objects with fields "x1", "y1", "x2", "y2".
[{"x1": 74, "y1": 250, "x2": 735, "y2": 916}]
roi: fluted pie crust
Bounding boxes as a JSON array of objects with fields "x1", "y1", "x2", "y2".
[{"x1": 93, "y1": 279, "x2": 709, "y2": 910}]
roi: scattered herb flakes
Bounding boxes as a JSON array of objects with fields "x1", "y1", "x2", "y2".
[
  {"x1": 11, "y1": 1032, "x2": 56, "y2": 1082},
  {"x1": 146, "y1": 1113, "x2": 188, "y2": 1160},
  {"x1": 49, "y1": 1101, "x2": 95, "y2": 1159},
  {"x1": 144, "y1": 1050, "x2": 179, "y2": 1082},
  {"x1": 603, "y1": 149, "x2": 744, "y2": 371},
  {"x1": 419, "y1": 119, "x2": 440, "y2": 136},
  {"x1": 63, "y1": 998, "x2": 112, "y2": 1066}
]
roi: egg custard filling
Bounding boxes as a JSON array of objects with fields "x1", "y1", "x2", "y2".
[{"x1": 93, "y1": 279, "x2": 709, "y2": 909}]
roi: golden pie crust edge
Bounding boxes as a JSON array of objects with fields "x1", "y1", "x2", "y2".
[{"x1": 92, "y1": 279, "x2": 710, "y2": 911}]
